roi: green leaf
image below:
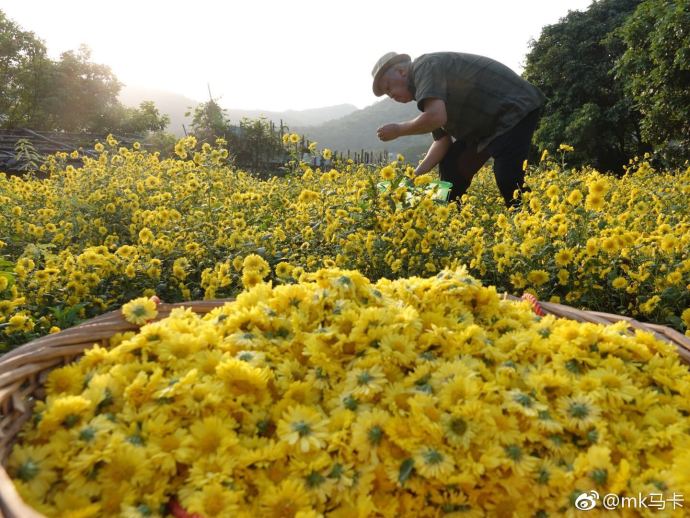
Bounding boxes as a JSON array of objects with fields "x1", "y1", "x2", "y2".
[
  {"x1": 0, "y1": 258, "x2": 15, "y2": 270},
  {"x1": 49, "y1": 303, "x2": 87, "y2": 328},
  {"x1": 387, "y1": 197, "x2": 397, "y2": 212},
  {"x1": 398, "y1": 458, "x2": 415, "y2": 485}
]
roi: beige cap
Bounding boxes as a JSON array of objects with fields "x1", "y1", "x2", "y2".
[{"x1": 371, "y1": 52, "x2": 411, "y2": 96}]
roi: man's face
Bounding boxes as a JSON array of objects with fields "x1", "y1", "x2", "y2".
[{"x1": 381, "y1": 66, "x2": 414, "y2": 103}]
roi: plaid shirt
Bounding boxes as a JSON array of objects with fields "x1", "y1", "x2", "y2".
[{"x1": 408, "y1": 52, "x2": 545, "y2": 152}]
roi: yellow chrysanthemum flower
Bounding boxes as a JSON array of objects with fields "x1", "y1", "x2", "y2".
[
  {"x1": 277, "y1": 405, "x2": 329, "y2": 453},
  {"x1": 216, "y1": 357, "x2": 271, "y2": 399},
  {"x1": 260, "y1": 478, "x2": 312, "y2": 516},
  {"x1": 380, "y1": 165, "x2": 395, "y2": 180},
  {"x1": 298, "y1": 189, "x2": 320, "y2": 204},
  {"x1": 7, "y1": 444, "x2": 58, "y2": 498},
  {"x1": 38, "y1": 395, "x2": 91, "y2": 434},
  {"x1": 7, "y1": 313, "x2": 34, "y2": 333},
  {"x1": 241, "y1": 253, "x2": 267, "y2": 272},
  {"x1": 566, "y1": 189, "x2": 583, "y2": 205},
  {"x1": 612, "y1": 277, "x2": 628, "y2": 289},
  {"x1": 183, "y1": 481, "x2": 240, "y2": 518},
  {"x1": 681, "y1": 308, "x2": 690, "y2": 330},
  {"x1": 527, "y1": 270, "x2": 550, "y2": 286},
  {"x1": 554, "y1": 248, "x2": 574, "y2": 267},
  {"x1": 413, "y1": 174, "x2": 433, "y2": 187},
  {"x1": 414, "y1": 446, "x2": 456, "y2": 480},
  {"x1": 585, "y1": 193, "x2": 605, "y2": 211},
  {"x1": 44, "y1": 364, "x2": 83, "y2": 396},
  {"x1": 121, "y1": 296, "x2": 158, "y2": 325}
]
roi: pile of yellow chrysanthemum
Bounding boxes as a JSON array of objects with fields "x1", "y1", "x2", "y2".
[{"x1": 7, "y1": 268, "x2": 690, "y2": 517}]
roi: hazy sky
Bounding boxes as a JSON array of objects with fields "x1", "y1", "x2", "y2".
[{"x1": 1, "y1": 0, "x2": 593, "y2": 111}]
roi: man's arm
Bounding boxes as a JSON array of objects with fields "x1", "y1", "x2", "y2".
[
  {"x1": 377, "y1": 99, "x2": 447, "y2": 141},
  {"x1": 414, "y1": 134, "x2": 452, "y2": 175}
]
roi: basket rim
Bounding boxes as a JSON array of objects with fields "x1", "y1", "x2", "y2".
[{"x1": 502, "y1": 293, "x2": 690, "y2": 363}]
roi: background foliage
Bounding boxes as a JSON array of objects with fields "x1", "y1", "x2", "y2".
[
  {"x1": 524, "y1": 0, "x2": 689, "y2": 171},
  {"x1": 615, "y1": 0, "x2": 690, "y2": 166},
  {"x1": 0, "y1": 12, "x2": 169, "y2": 136},
  {"x1": 523, "y1": 0, "x2": 647, "y2": 172}
]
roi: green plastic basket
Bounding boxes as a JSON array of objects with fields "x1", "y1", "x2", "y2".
[
  {"x1": 376, "y1": 180, "x2": 393, "y2": 193},
  {"x1": 376, "y1": 179, "x2": 453, "y2": 203},
  {"x1": 428, "y1": 180, "x2": 452, "y2": 202}
]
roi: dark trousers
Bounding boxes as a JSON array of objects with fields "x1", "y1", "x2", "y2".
[{"x1": 439, "y1": 108, "x2": 541, "y2": 207}]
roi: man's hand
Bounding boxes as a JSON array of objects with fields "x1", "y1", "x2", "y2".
[
  {"x1": 377, "y1": 123, "x2": 402, "y2": 142},
  {"x1": 376, "y1": 100, "x2": 447, "y2": 142}
]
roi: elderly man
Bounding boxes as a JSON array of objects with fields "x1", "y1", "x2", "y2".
[{"x1": 372, "y1": 51, "x2": 545, "y2": 207}]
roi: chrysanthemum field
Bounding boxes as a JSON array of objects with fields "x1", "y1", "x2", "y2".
[{"x1": 1, "y1": 137, "x2": 689, "y2": 350}]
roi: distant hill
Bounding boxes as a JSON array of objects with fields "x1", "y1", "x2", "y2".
[
  {"x1": 294, "y1": 99, "x2": 433, "y2": 162},
  {"x1": 225, "y1": 105, "x2": 358, "y2": 128},
  {"x1": 118, "y1": 85, "x2": 358, "y2": 136}
]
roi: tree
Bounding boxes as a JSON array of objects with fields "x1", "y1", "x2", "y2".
[
  {"x1": 523, "y1": 0, "x2": 649, "y2": 172},
  {"x1": 187, "y1": 96, "x2": 231, "y2": 144},
  {"x1": 129, "y1": 101, "x2": 170, "y2": 133},
  {"x1": 38, "y1": 45, "x2": 122, "y2": 132},
  {"x1": 0, "y1": 10, "x2": 49, "y2": 128},
  {"x1": 1, "y1": 9, "x2": 172, "y2": 138},
  {"x1": 106, "y1": 101, "x2": 170, "y2": 135},
  {"x1": 615, "y1": 0, "x2": 690, "y2": 166}
]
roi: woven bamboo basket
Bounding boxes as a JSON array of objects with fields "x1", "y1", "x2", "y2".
[{"x1": 0, "y1": 296, "x2": 689, "y2": 517}]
